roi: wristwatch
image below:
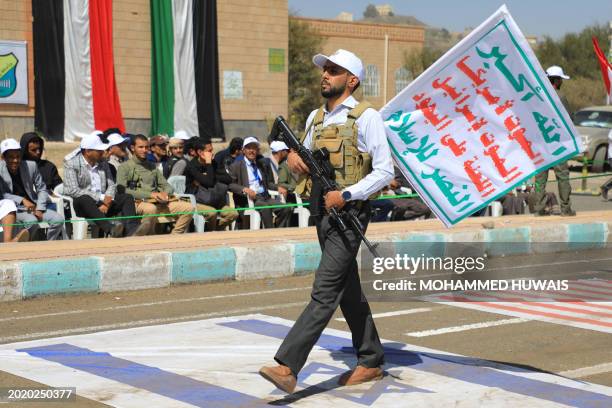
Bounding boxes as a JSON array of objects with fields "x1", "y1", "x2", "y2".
[{"x1": 341, "y1": 190, "x2": 352, "y2": 202}]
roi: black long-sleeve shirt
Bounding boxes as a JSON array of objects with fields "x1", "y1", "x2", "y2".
[{"x1": 184, "y1": 157, "x2": 216, "y2": 194}]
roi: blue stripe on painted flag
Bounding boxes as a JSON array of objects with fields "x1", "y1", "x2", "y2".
[
  {"x1": 17, "y1": 343, "x2": 262, "y2": 408},
  {"x1": 219, "y1": 319, "x2": 612, "y2": 407}
]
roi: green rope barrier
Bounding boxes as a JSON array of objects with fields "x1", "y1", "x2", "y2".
[
  {"x1": 1, "y1": 175, "x2": 609, "y2": 229},
  {"x1": 1, "y1": 193, "x2": 422, "y2": 229}
]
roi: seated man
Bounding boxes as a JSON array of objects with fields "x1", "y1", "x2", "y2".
[
  {"x1": 64, "y1": 132, "x2": 147, "y2": 238},
  {"x1": 0, "y1": 139, "x2": 64, "y2": 240},
  {"x1": 147, "y1": 135, "x2": 169, "y2": 173},
  {"x1": 0, "y1": 199, "x2": 29, "y2": 242},
  {"x1": 277, "y1": 151, "x2": 298, "y2": 200},
  {"x1": 268, "y1": 141, "x2": 290, "y2": 184},
  {"x1": 229, "y1": 137, "x2": 291, "y2": 229},
  {"x1": 183, "y1": 136, "x2": 201, "y2": 161},
  {"x1": 387, "y1": 168, "x2": 432, "y2": 221},
  {"x1": 104, "y1": 129, "x2": 130, "y2": 179},
  {"x1": 214, "y1": 137, "x2": 243, "y2": 176},
  {"x1": 500, "y1": 191, "x2": 526, "y2": 215},
  {"x1": 117, "y1": 134, "x2": 193, "y2": 234},
  {"x1": 164, "y1": 137, "x2": 188, "y2": 178},
  {"x1": 185, "y1": 139, "x2": 238, "y2": 230},
  {"x1": 20, "y1": 132, "x2": 63, "y2": 191},
  {"x1": 371, "y1": 198, "x2": 395, "y2": 222}
]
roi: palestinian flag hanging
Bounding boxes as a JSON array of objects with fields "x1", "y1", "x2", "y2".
[
  {"x1": 32, "y1": 0, "x2": 124, "y2": 142},
  {"x1": 150, "y1": 0, "x2": 224, "y2": 139}
]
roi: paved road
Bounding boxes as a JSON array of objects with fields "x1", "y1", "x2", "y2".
[{"x1": 0, "y1": 248, "x2": 610, "y2": 407}]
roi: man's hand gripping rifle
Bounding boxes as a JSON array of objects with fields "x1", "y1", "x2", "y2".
[{"x1": 270, "y1": 116, "x2": 380, "y2": 258}]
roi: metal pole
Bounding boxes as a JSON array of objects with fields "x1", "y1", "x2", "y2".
[{"x1": 383, "y1": 34, "x2": 389, "y2": 104}]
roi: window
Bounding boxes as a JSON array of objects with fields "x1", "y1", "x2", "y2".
[
  {"x1": 394, "y1": 67, "x2": 412, "y2": 95},
  {"x1": 573, "y1": 109, "x2": 612, "y2": 129},
  {"x1": 363, "y1": 64, "x2": 379, "y2": 97}
]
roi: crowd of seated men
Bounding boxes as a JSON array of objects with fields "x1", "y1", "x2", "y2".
[{"x1": 1, "y1": 129, "x2": 562, "y2": 243}]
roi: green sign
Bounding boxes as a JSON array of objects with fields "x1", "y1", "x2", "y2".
[{"x1": 268, "y1": 48, "x2": 285, "y2": 72}]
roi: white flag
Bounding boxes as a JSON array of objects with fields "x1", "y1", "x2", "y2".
[{"x1": 380, "y1": 5, "x2": 580, "y2": 227}]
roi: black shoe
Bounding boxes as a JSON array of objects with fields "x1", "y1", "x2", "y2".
[
  {"x1": 110, "y1": 223, "x2": 124, "y2": 238},
  {"x1": 602, "y1": 188, "x2": 609, "y2": 201},
  {"x1": 560, "y1": 209, "x2": 576, "y2": 217}
]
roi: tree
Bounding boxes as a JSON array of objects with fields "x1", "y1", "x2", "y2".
[
  {"x1": 363, "y1": 4, "x2": 379, "y2": 19},
  {"x1": 288, "y1": 18, "x2": 325, "y2": 130},
  {"x1": 403, "y1": 47, "x2": 446, "y2": 79},
  {"x1": 536, "y1": 24, "x2": 609, "y2": 80},
  {"x1": 535, "y1": 23, "x2": 610, "y2": 109}
]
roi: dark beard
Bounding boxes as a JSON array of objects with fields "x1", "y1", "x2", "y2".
[{"x1": 321, "y1": 83, "x2": 345, "y2": 98}]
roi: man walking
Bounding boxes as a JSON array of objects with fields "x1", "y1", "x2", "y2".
[{"x1": 259, "y1": 49, "x2": 394, "y2": 393}]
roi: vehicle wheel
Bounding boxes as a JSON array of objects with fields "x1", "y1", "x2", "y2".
[{"x1": 592, "y1": 146, "x2": 607, "y2": 173}]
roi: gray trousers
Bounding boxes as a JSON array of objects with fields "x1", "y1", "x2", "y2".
[
  {"x1": 274, "y1": 203, "x2": 384, "y2": 376},
  {"x1": 17, "y1": 209, "x2": 65, "y2": 240}
]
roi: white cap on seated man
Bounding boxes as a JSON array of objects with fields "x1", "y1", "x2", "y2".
[
  {"x1": 81, "y1": 131, "x2": 110, "y2": 150},
  {"x1": 270, "y1": 141, "x2": 289, "y2": 153},
  {"x1": 243, "y1": 136, "x2": 260, "y2": 148}
]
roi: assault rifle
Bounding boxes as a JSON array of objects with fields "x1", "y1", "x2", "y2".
[{"x1": 269, "y1": 116, "x2": 380, "y2": 258}]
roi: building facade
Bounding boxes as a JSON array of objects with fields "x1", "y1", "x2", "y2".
[
  {"x1": 0, "y1": 0, "x2": 288, "y2": 140},
  {"x1": 0, "y1": 1, "x2": 423, "y2": 141}
]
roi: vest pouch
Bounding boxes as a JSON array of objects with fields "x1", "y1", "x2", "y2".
[
  {"x1": 359, "y1": 152, "x2": 372, "y2": 179},
  {"x1": 316, "y1": 138, "x2": 344, "y2": 169}
]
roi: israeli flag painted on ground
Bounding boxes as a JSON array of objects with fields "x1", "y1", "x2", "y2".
[
  {"x1": 0, "y1": 314, "x2": 610, "y2": 407},
  {"x1": 380, "y1": 5, "x2": 580, "y2": 227}
]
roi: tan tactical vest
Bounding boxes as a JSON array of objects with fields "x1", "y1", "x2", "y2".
[{"x1": 295, "y1": 101, "x2": 373, "y2": 196}]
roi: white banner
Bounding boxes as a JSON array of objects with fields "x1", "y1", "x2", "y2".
[
  {"x1": 380, "y1": 5, "x2": 580, "y2": 227},
  {"x1": 0, "y1": 40, "x2": 28, "y2": 105}
]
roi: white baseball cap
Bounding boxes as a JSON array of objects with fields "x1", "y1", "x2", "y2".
[
  {"x1": 546, "y1": 66, "x2": 570, "y2": 80},
  {"x1": 0, "y1": 138, "x2": 21, "y2": 155},
  {"x1": 270, "y1": 141, "x2": 289, "y2": 153},
  {"x1": 81, "y1": 131, "x2": 109, "y2": 151},
  {"x1": 242, "y1": 136, "x2": 260, "y2": 148},
  {"x1": 107, "y1": 132, "x2": 129, "y2": 147},
  {"x1": 313, "y1": 49, "x2": 364, "y2": 82},
  {"x1": 174, "y1": 130, "x2": 192, "y2": 140},
  {"x1": 168, "y1": 137, "x2": 185, "y2": 147}
]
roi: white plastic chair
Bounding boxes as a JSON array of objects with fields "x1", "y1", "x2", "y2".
[
  {"x1": 167, "y1": 175, "x2": 205, "y2": 233},
  {"x1": 488, "y1": 201, "x2": 503, "y2": 217},
  {"x1": 44, "y1": 191, "x2": 68, "y2": 239},
  {"x1": 53, "y1": 184, "x2": 88, "y2": 240},
  {"x1": 245, "y1": 190, "x2": 280, "y2": 230},
  {"x1": 399, "y1": 186, "x2": 413, "y2": 195},
  {"x1": 278, "y1": 192, "x2": 310, "y2": 228}
]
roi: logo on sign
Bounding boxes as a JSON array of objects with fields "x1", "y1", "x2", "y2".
[{"x1": 0, "y1": 53, "x2": 18, "y2": 98}]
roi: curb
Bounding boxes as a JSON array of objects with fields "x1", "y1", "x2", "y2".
[{"x1": 1, "y1": 221, "x2": 609, "y2": 302}]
